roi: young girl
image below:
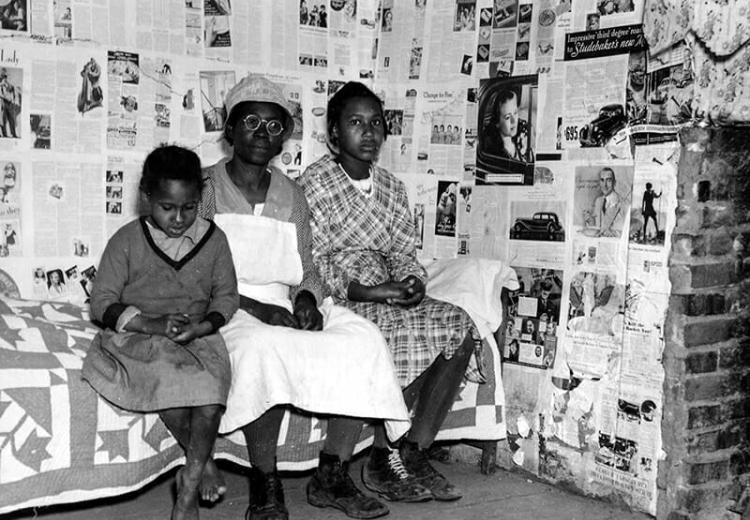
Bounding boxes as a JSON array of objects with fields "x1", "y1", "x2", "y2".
[
  {"x1": 300, "y1": 82, "x2": 479, "y2": 504},
  {"x1": 82, "y1": 145, "x2": 238, "y2": 520}
]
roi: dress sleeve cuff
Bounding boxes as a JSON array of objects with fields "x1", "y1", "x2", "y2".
[
  {"x1": 100, "y1": 303, "x2": 130, "y2": 331},
  {"x1": 205, "y1": 312, "x2": 226, "y2": 333},
  {"x1": 115, "y1": 306, "x2": 141, "y2": 332}
]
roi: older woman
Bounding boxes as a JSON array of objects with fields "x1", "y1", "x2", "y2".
[
  {"x1": 299, "y1": 82, "x2": 479, "y2": 505},
  {"x1": 200, "y1": 75, "x2": 409, "y2": 520}
]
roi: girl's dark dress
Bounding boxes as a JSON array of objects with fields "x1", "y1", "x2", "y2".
[{"x1": 82, "y1": 217, "x2": 238, "y2": 412}]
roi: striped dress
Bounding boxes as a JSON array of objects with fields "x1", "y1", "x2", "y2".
[{"x1": 299, "y1": 155, "x2": 475, "y2": 387}]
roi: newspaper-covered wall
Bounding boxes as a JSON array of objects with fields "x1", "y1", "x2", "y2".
[{"x1": 0, "y1": 0, "x2": 694, "y2": 515}]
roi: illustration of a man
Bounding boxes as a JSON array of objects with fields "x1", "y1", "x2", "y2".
[
  {"x1": 641, "y1": 182, "x2": 662, "y2": 240},
  {"x1": 536, "y1": 280, "x2": 560, "y2": 319},
  {"x1": 590, "y1": 167, "x2": 623, "y2": 237},
  {"x1": 0, "y1": 69, "x2": 19, "y2": 138}
]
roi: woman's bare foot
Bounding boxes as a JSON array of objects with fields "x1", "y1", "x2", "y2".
[
  {"x1": 172, "y1": 468, "x2": 200, "y2": 520},
  {"x1": 200, "y1": 458, "x2": 226, "y2": 503}
]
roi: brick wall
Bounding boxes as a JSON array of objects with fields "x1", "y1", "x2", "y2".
[{"x1": 660, "y1": 127, "x2": 750, "y2": 519}]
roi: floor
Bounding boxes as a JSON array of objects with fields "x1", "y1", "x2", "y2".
[{"x1": 5, "y1": 453, "x2": 652, "y2": 520}]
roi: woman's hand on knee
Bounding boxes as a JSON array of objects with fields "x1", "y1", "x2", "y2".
[
  {"x1": 293, "y1": 291, "x2": 323, "y2": 331},
  {"x1": 369, "y1": 282, "x2": 409, "y2": 304},
  {"x1": 260, "y1": 302, "x2": 300, "y2": 328},
  {"x1": 387, "y1": 276, "x2": 425, "y2": 307}
]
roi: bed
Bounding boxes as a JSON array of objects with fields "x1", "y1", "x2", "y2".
[{"x1": 0, "y1": 258, "x2": 510, "y2": 514}]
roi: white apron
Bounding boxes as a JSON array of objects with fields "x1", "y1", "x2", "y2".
[{"x1": 214, "y1": 213, "x2": 410, "y2": 440}]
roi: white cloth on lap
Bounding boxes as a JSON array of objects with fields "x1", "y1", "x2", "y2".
[
  {"x1": 215, "y1": 213, "x2": 410, "y2": 441},
  {"x1": 425, "y1": 257, "x2": 519, "y2": 339}
]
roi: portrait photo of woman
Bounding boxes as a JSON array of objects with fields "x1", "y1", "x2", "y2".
[
  {"x1": 46, "y1": 268, "x2": 66, "y2": 298},
  {"x1": 476, "y1": 75, "x2": 537, "y2": 185}
]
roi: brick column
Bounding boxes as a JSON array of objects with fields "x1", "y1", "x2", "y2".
[{"x1": 660, "y1": 127, "x2": 750, "y2": 519}]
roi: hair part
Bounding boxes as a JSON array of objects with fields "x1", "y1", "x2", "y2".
[
  {"x1": 326, "y1": 81, "x2": 388, "y2": 149},
  {"x1": 140, "y1": 145, "x2": 203, "y2": 196}
]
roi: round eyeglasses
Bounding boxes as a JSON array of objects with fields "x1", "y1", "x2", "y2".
[{"x1": 240, "y1": 114, "x2": 285, "y2": 136}]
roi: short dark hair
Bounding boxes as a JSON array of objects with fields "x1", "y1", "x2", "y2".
[
  {"x1": 599, "y1": 167, "x2": 616, "y2": 181},
  {"x1": 140, "y1": 145, "x2": 203, "y2": 195},
  {"x1": 327, "y1": 81, "x2": 388, "y2": 148}
]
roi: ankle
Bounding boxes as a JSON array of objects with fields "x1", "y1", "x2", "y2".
[
  {"x1": 401, "y1": 439, "x2": 422, "y2": 453},
  {"x1": 320, "y1": 449, "x2": 341, "y2": 462},
  {"x1": 252, "y1": 458, "x2": 277, "y2": 474}
]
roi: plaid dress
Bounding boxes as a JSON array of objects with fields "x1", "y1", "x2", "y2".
[{"x1": 299, "y1": 155, "x2": 475, "y2": 387}]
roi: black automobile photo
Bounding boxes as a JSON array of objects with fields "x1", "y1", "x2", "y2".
[
  {"x1": 510, "y1": 211, "x2": 565, "y2": 241},
  {"x1": 579, "y1": 104, "x2": 627, "y2": 147}
]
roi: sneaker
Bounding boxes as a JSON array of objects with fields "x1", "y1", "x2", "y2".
[
  {"x1": 307, "y1": 451, "x2": 389, "y2": 519},
  {"x1": 400, "y1": 441, "x2": 462, "y2": 501},
  {"x1": 246, "y1": 466, "x2": 288, "y2": 520},
  {"x1": 362, "y1": 447, "x2": 433, "y2": 503}
]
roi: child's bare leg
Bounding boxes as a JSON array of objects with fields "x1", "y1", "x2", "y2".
[
  {"x1": 160, "y1": 408, "x2": 226, "y2": 502},
  {"x1": 172, "y1": 404, "x2": 223, "y2": 520}
]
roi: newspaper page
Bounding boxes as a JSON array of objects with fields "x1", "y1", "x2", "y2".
[
  {"x1": 104, "y1": 52, "x2": 172, "y2": 151},
  {"x1": 530, "y1": 0, "x2": 567, "y2": 74},
  {"x1": 565, "y1": 163, "x2": 632, "y2": 377},
  {"x1": 68, "y1": 0, "x2": 109, "y2": 46},
  {"x1": 231, "y1": 0, "x2": 266, "y2": 68},
  {"x1": 400, "y1": 173, "x2": 440, "y2": 261},
  {"x1": 0, "y1": 159, "x2": 22, "y2": 258},
  {"x1": 476, "y1": 74, "x2": 537, "y2": 185},
  {"x1": 106, "y1": 50, "x2": 140, "y2": 150},
  {"x1": 400, "y1": 172, "x2": 461, "y2": 261},
  {"x1": 377, "y1": 84, "x2": 415, "y2": 174},
  {"x1": 298, "y1": 77, "x2": 330, "y2": 176},
  {"x1": 414, "y1": 84, "x2": 467, "y2": 176},
  {"x1": 424, "y1": 0, "x2": 478, "y2": 82},
  {"x1": 571, "y1": 0, "x2": 642, "y2": 33},
  {"x1": 466, "y1": 184, "x2": 509, "y2": 260},
  {"x1": 462, "y1": 85, "x2": 478, "y2": 178},
  {"x1": 503, "y1": 266, "x2": 563, "y2": 369},
  {"x1": 375, "y1": 0, "x2": 428, "y2": 83},
  {"x1": 509, "y1": 2, "x2": 534, "y2": 75},
  {"x1": 474, "y1": 0, "x2": 493, "y2": 79},
  {"x1": 0, "y1": 0, "x2": 29, "y2": 37},
  {"x1": 296, "y1": 0, "x2": 327, "y2": 72},
  {"x1": 53, "y1": 50, "x2": 106, "y2": 154},
  {"x1": 204, "y1": 0, "x2": 232, "y2": 58},
  {"x1": 488, "y1": 0, "x2": 518, "y2": 77},
  {"x1": 617, "y1": 41, "x2": 692, "y2": 147},
  {"x1": 590, "y1": 372, "x2": 661, "y2": 513},
  {"x1": 53, "y1": 0, "x2": 72, "y2": 43},
  {"x1": 124, "y1": 0, "x2": 186, "y2": 54},
  {"x1": 185, "y1": 0, "x2": 203, "y2": 56},
  {"x1": 561, "y1": 24, "x2": 645, "y2": 153},
  {"x1": 104, "y1": 156, "x2": 141, "y2": 238},
  {"x1": 198, "y1": 69, "x2": 235, "y2": 136},
  {"x1": 325, "y1": 0, "x2": 365, "y2": 79},
  {"x1": 0, "y1": 57, "x2": 23, "y2": 147},
  {"x1": 31, "y1": 159, "x2": 105, "y2": 259},
  {"x1": 533, "y1": 67, "x2": 565, "y2": 155}
]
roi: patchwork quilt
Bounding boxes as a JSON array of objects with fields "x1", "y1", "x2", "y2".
[{"x1": 0, "y1": 296, "x2": 505, "y2": 514}]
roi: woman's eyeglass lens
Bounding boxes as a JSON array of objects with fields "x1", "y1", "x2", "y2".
[{"x1": 241, "y1": 114, "x2": 285, "y2": 136}]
